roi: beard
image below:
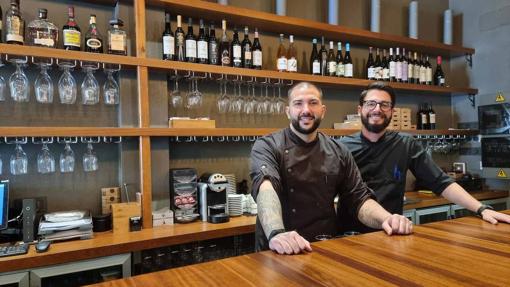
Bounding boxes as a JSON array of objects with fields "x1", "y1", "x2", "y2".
[
  {"x1": 361, "y1": 111, "x2": 392, "y2": 133},
  {"x1": 291, "y1": 114, "x2": 322, "y2": 135}
]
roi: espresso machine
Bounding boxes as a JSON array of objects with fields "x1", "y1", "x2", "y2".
[{"x1": 198, "y1": 173, "x2": 230, "y2": 224}]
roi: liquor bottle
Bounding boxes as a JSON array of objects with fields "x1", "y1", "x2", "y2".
[
  {"x1": 162, "y1": 11, "x2": 175, "y2": 60},
  {"x1": 407, "y1": 51, "x2": 414, "y2": 84},
  {"x1": 185, "y1": 18, "x2": 196, "y2": 63},
  {"x1": 366, "y1": 46, "x2": 375, "y2": 80},
  {"x1": 84, "y1": 15, "x2": 103, "y2": 53},
  {"x1": 343, "y1": 43, "x2": 353, "y2": 78},
  {"x1": 219, "y1": 20, "x2": 230, "y2": 66},
  {"x1": 381, "y1": 49, "x2": 389, "y2": 81},
  {"x1": 335, "y1": 42, "x2": 344, "y2": 77},
  {"x1": 419, "y1": 54, "x2": 427, "y2": 85},
  {"x1": 252, "y1": 28, "x2": 262, "y2": 70},
  {"x1": 27, "y1": 8, "x2": 58, "y2": 48},
  {"x1": 310, "y1": 38, "x2": 320, "y2": 75},
  {"x1": 5, "y1": 0, "x2": 24, "y2": 45},
  {"x1": 107, "y1": 1, "x2": 127, "y2": 55},
  {"x1": 395, "y1": 47, "x2": 402, "y2": 82},
  {"x1": 208, "y1": 22, "x2": 219, "y2": 65},
  {"x1": 231, "y1": 28, "x2": 242, "y2": 67},
  {"x1": 428, "y1": 103, "x2": 436, "y2": 129},
  {"x1": 241, "y1": 26, "x2": 252, "y2": 68},
  {"x1": 401, "y1": 48, "x2": 408, "y2": 83},
  {"x1": 197, "y1": 19, "x2": 208, "y2": 64},
  {"x1": 287, "y1": 35, "x2": 297, "y2": 72},
  {"x1": 175, "y1": 15, "x2": 185, "y2": 62},
  {"x1": 319, "y1": 36, "x2": 327, "y2": 76},
  {"x1": 416, "y1": 103, "x2": 428, "y2": 130},
  {"x1": 276, "y1": 34, "x2": 287, "y2": 72},
  {"x1": 374, "y1": 48, "x2": 382, "y2": 80},
  {"x1": 425, "y1": 55, "x2": 433, "y2": 85},
  {"x1": 434, "y1": 56, "x2": 445, "y2": 86},
  {"x1": 62, "y1": 6, "x2": 81, "y2": 51},
  {"x1": 413, "y1": 52, "x2": 420, "y2": 84},
  {"x1": 388, "y1": 48, "x2": 396, "y2": 82},
  {"x1": 327, "y1": 41, "x2": 337, "y2": 76}
]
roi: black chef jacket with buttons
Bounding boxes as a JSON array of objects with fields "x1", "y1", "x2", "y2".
[
  {"x1": 338, "y1": 131, "x2": 454, "y2": 233},
  {"x1": 250, "y1": 128, "x2": 375, "y2": 251}
]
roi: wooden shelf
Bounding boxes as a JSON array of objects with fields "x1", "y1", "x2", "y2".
[
  {"x1": 0, "y1": 127, "x2": 480, "y2": 137},
  {"x1": 148, "y1": 0, "x2": 474, "y2": 57}
]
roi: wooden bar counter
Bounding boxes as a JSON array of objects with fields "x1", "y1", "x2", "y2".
[{"x1": 90, "y1": 210, "x2": 510, "y2": 287}]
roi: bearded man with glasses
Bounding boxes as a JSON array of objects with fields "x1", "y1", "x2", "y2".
[{"x1": 337, "y1": 81, "x2": 510, "y2": 234}]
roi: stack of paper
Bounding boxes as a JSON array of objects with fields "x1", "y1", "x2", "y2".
[{"x1": 38, "y1": 211, "x2": 93, "y2": 241}]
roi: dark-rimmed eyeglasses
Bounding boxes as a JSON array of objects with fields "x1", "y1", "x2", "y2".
[{"x1": 362, "y1": 100, "x2": 393, "y2": 111}]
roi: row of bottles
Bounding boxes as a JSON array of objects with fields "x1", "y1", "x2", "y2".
[
  {"x1": 310, "y1": 37, "x2": 352, "y2": 77},
  {"x1": 366, "y1": 47, "x2": 445, "y2": 86},
  {"x1": 0, "y1": 0, "x2": 127, "y2": 55},
  {"x1": 162, "y1": 13, "x2": 263, "y2": 69},
  {"x1": 417, "y1": 103, "x2": 436, "y2": 130}
]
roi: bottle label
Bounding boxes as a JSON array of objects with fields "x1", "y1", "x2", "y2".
[
  {"x1": 426, "y1": 68, "x2": 432, "y2": 83},
  {"x1": 408, "y1": 63, "x2": 414, "y2": 79},
  {"x1": 396, "y1": 62, "x2": 402, "y2": 80},
  {"x1": 6, "y1": 16, "x2": 24, "y2": 43},
  {"x1": 401, "y1": 62, "x2": 408, "y2": 81},
  {"x1": 209, "y1": 42, "x2": 218, "y2": 62},
  {"x1": 421, "y1": 114, "x2": 428, "y2": 124},
  {"x1": 336, "y1": 63, "x2": 344, "y2": 76},
  {"x1": 87, "y1": 38, "x2": 102, "y2": 49},
  {"x1": 328, "y1": 61, "x2": 337, "y2": 74},
  {"x1": 110, "y1": 34, "x2": 126, "y2": 52},
  {"x1": 163, "y1": 35, "x2": 175, "y2": 55},
  {"x1": 344, "y1": 63, "x2": 353, "y2": 77},
  {"x1": 313, "y1": 61, "x2": 321, "y2": 74},
  {"x1": 221, "y1": 50, "x2": 231, "y2": 66},
  {"x1": 420, "y1": 67, "x2": 427, "y2": 83},
  {"x1": 389, "y1": 61, "x2": 396, "y2": 77},
  {"x1": 414, "y1": 65, "x2": 420, "y2": 80},
  {"x1": 277, "y1": 57, "x2": 287, "y2": 71},
  {"x1": 382, "y1": 68, "x2": 389, "y2": 79},
  {"x1": 233, "y1": 45, "x2": 242, "y2": 59},
  {"x1": 63, "y1": 29, "x2": 81, "y2": 47},
  {"x1": 287, "y1": 58, "x2": 297, "y2": 72},
  {"x1": 367, "y1": 67, "x2": 375, "y2": 79},
  {"x1": 34, "y1": 37, "x2": 55, "y2": 48},
  {"x1": 374, "y1": 67, "x2": 382, "y2": 80},
  {"x1": 197, "y1": 40, "x2": 208, "y2": 59},
  {"x1": 185, "y1": 40, "x2": 197, "y2": 58},
  {"x1": 176, "y1": 33, "x2": 184, "y2": 46},
  {"x1": 244, "y1": 51, "x2": 252, "y2": 60},
  {"x1": 440, "y1": 78, "x2": 445, "y2": 85},
  {"x1": 253, "y1": 50, "x2": 262, "y2": 66},
  {"x1": 429, "y1": 114, "x2": 436, "y2": 124}
]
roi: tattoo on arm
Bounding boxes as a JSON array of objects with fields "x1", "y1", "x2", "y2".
[
  {"x1": 357, "y1": 199, "x2": 390, "y2": 229},
  {"x1": 257, "y1": 180, "x2": 285, "y2": 239}
]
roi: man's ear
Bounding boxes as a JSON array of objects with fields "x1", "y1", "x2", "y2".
[{"x1": 286, "y1": 106, "x2": 290, "y2": 119}]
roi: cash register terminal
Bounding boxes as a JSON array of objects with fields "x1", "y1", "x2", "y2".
[{"x1": 0, "y1": 180, "x2": 29, "y2": 257}]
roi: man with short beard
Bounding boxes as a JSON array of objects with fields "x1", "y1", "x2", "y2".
[
  {"x1": 250, "y1": 82, "x2": 413, "y2": 255},
  {"x1": 338, "y1": 81, "x2": 510, "y2": 233}
]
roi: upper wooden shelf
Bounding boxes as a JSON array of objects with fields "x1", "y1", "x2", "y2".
[
  {"x1": 0, "y1": 127, "x2": 480, "y2": 137},
  {"x1": 148, "y1": 0, "x2": 474, "y2": 57}
]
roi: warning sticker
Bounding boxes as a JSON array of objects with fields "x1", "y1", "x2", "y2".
[
  {"x1": 497, "y1": 169, "x2": 507, "y2": 178},
  {"x1": 495, "y1": 92, "x2": 505, "y2": 102}
]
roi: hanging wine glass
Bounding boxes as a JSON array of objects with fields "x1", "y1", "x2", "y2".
[
  {"x1": 103, "y1": 69, "x2": 120, "y2": 105},
  {"x1": 170, "y1": 75, "x2": 183, "y2": 109},
  {"x1": 275, "y1": 84, "x2": 286, "y2": 115},
  {"x1": 9, "y1": 61, "x2": 30, "y2": 102},
  {"x1": 10, "y1": 144, "x2": 28, "y2": 175},
  {"x1": 83, "y1": 143, "x2": 99, "y2": 172},
  {"x1": 217, "y1": 80, "x2": 229, "y2": 114},
  {"x1": 81, "y1": 66, "x2": 100, "y2": 105},
  {"x1": 58, "y1": 65, "x2": 77, "y2": 104},
  {"x1": 37, "y1": 143, "x2": 56, "y2": 174},
  {"x1": 35, "y1": 63, "x2": 54, "y2": 104},
  {"x1": 60, "y1": 143, "x2": 75, "y2": 173}
]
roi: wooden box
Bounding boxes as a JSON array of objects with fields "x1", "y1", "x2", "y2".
[
  {"x1": 169, "y1": 118, "x2": 216, "y2": 128},
  {"x1": 111, "y1": 203, "x2": 141, "y2": 233},
  {"x1": 101, "y1": 187, "x2": 121, "y2": 215}
]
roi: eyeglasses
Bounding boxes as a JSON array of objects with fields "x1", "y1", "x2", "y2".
[{"x1": 362, "y1": 100, "x2": 393, "y2": 111}]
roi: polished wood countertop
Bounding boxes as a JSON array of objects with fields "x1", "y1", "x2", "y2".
[
  {"x1": 90, "y1": 210, "x2": 510, "y2": 287},
  {"x1": 0, "y1": 190, "x2": 507, "y2": 273}
]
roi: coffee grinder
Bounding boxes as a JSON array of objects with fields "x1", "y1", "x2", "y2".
[{"x1": 198, "y1": 173, "x2": 230, "y2": 224}]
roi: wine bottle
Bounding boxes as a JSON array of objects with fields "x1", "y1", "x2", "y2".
[
  {"x1": 5, "y1": 0, "x2": 24, "y2": 45},
  {"x1": 197, "y1": 19, "x2": 208, "y2": 64},
  {"x1": 382, "y1": 49, "x2": 389, "y2": 81},
  {"x1": 107, "y1": 1, "x2": 127, "y2": 56},
  {"x1": 343, "y1": 43, "x2": 353, "y2": 78},
  {"x1": 231, "y1": 27, "x2": 242, "y2": 67},
  {"x1": 162, "y1": 11, "x2": 174, "y2": 60},
  {"x1": 388, "y1": 48, "x2": 396, "y2": 82},
  {"x1": 63, "y1": 6, "x2": 81, "y2": 51},
  {"x1": 208, "y1": 22, "x2": 219, "y2": 65},
  {"x1": 395, "y1": 47, "x2": 402, "y2": 82},
  {"x1": 84, "y1": 15, "x2": 103, "y2": 53},
  {"x1": 310, "y1": 38, "x2": 320, "y2": 75},
  {"x1": 374, "y1": 48, "x2": 382, "y2": 80},
  {"x1": 335, "y1": 42, "x2": 344, "y2": 77},
  {"x1": 416, "y1": 103, "x2": 428, "y2": 130},
  {"x1": 287, "y1": 35, "x2": 297, "y2": 72},
  {"x1": 252, "y1": 28, "x2": 262, "y2": 70},
  {"x1": 434, "y1": 56, "x2": 445, "y2": 86},
  {"x1": 366, "y1": 46, "x2": 375, "y2": 80},
  {"x1": 185, "y1": 18, "x2": 196, "y2": 63},
  {"x1": 219, "y1": 20, "x2": 230, "y2": 66},
  {"x1": 401, "y1": 48, "x2": 408, "y2": 83},
  {"x1": 425, "y1": 55, "x2": 433, "y2": 85},
  {"x1": 276, "y1": 34, "x2": 287, "y2": 72},
  {"x1": 419, "y1": 54, "x2": 427, "y2": 85},
  {"x1": 428, "y1": 103, "x2": 436, "y2": 129},
  {"x1": 327, "y1": 41, "x2": 337, "y2": 76},
  {"x1": 407, "y1": 51, "x2": 414, "y2": 84},
  {"x1": 413, "y1": 52, "x2": 420, "y2": 84},
  {"x1": 319, "y1": 36, "x2": 327, "y2": 76},
  {"x1": 175, "y1": 15, "x2": 185, "y2": 62},
  {"x1": 241, "y1": 26, "x2": 252, "y2": 68}
]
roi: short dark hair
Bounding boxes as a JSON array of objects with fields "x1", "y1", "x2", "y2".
[{"x1": 359, "y1": 81, "x2": 396, "y2": 107}]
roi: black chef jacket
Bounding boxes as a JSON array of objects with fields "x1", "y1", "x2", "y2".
[
  {"x1": 338, "y1": 131, "x2": 454, "y2": 233},
  {"x1": 250, "y1": 128, "x2": 375, "y2": 251}
]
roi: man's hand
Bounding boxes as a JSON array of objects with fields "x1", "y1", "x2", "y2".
[
  {"x1": 381, "y1": 214, "x2": 413, "y2": 235},
  {"x1": 481, "y1": 209, "x2": 510, "y2": 224},
  {"x1": 269, "y1": 231, "x2": 312, "y2": 255}
]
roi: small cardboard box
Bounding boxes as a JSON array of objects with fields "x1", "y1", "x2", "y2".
[
  {"x1": 400, "y1": 108, "x2": 411, "y2": 116},
  {"x1": 169, "y1": 118, "x2": 216, "y2": 128},
  {"x1": 111, "y1": 203, "x2": 141, "y2": 233}
]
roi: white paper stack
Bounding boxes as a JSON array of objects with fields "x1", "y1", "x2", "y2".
[
  {"x1": 227, "y1": 194, "x2": 243, "y2": 216},
  {"x1": 38, "y1": 211, "x2": 93, "y2": 241}
]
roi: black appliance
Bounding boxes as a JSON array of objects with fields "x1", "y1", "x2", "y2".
[
  {"x1": 198, "y1": 173, "x2": 229, "y2": 224},
  {"x1": 169, "y1": 168, "x2": 199, "y2": 223}
]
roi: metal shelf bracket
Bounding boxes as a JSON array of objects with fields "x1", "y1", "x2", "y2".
[
  {"x1": 465, "y1": 53, "x2": 473, "y2": 68},
  {"x1": 468, "y1": 94, "x2": 475, "y2": 108}
]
